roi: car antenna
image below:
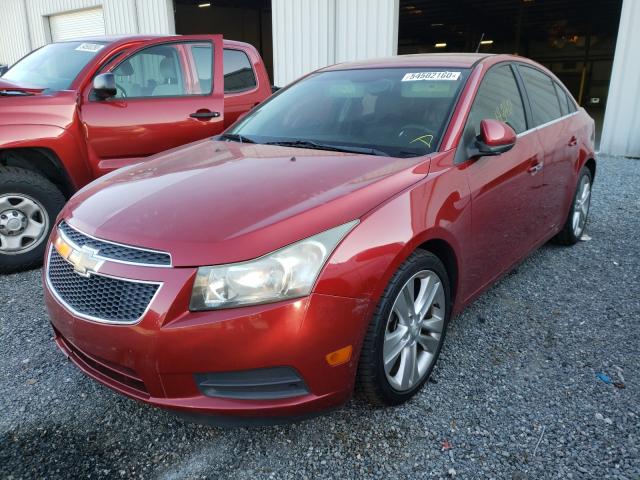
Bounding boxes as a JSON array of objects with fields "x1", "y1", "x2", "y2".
[{"x1": 475, "y1": 33, "x2": 485, "y2": 53}]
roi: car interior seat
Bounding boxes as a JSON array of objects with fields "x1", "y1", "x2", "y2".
[{"x1": 152, "y1": 57, "x2": 183, "y2": 97}]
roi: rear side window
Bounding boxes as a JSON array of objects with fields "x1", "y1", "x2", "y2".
[
  {"x1": 465, "y1": 64, "x2": 528, "y2": 135},
  {"x1": 555, "y1": 82, "x2": 577, "y2": 114},
  {"x1": 519, "y1": 66, "x2": 562, "y2": 126},
  {"x1": 554, "y1": 83, "x2": 569, "y2": 116},
  {"x1": 223, "y1": 49, "x2": 256, "y2": 93}
]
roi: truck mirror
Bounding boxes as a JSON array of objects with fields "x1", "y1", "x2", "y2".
[{"x1": 93, "y1": 73, "x2": 117, "y2": 100}]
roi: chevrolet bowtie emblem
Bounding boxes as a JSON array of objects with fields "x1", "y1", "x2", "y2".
[{"x1": 53, "y1": 234, "x2": 104, "y2": 277}]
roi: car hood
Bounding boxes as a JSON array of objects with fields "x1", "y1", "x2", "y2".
[
  {"x1": 64, "y1": 139, "x2": 432, "y2": 267},
  {"x1": 0, "y1": 87, "x2": 76, "y2": 129}
]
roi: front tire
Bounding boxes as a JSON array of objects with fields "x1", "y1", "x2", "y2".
[
  {"x1": 357, "y1": 250, "x2": 451, "y2": 406},
  {"x1": 0, "y1": 167, "x2": 65, "y2": 273},
  {"x1": 554, "y1": 166, "x2": 592, "y2": 246}
]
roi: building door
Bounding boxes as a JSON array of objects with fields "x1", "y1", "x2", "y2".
[{"x1": 49, "y1": 8, "x2": 105, "y2": 42}]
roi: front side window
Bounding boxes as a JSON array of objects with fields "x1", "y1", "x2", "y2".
[
  {"x1": 189, "y1": 44, "x2": 213, "y2": 94},
  {"x1": 112, "y1": 44, "x2": 188, "y2": 98},
  {"x1": 519, "y1": 65, "x2": 562, "y2": 126},
  {"x1": 466, "y1": 64, "x2": 528, "y2": 135},
  {"x1": 229, "y1": 68, "x2": 469, "y2": 158},
  {"x1": 223, "y1": 49, "x2": 257, "y2": 93},
  {"x1": 3, "y1": 41, "x2": 107, "y2": 90}
]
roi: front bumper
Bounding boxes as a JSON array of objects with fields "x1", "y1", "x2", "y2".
[{"x1": 43, "y1": 243, "x2": 371, "y2": 420}]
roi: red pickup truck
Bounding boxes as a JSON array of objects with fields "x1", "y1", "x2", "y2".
[{"x1": 0, "y1": 35, "x2": 272, "y2": 273}]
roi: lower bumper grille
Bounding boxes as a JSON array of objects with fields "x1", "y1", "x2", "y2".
[
  {"x1": 47, "y1": 249, "x2": 160, "y2": 324},
  {"x1": 54, "y1": 327, "x2": 148, "y2": 397}
]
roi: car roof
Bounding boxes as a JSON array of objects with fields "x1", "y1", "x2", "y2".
[
  {"x1": 54, "y1": 35, "x2": 253, "y2": 50},
  {"x1": 322, "y1": 53, "x2": 515, "y2": 71}
]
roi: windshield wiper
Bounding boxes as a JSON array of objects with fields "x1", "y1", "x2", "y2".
[
  {"x1": 216, "y1": 133, "x2": 256, "y2": 144},
  {"x1": 264, "y1": 140, "x2": 389, "y2": 157}
]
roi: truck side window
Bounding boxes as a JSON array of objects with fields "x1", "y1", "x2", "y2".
[
  {"x1": 112, "y1": 44, "x2": 188, "y2": 98},
  {"x1": 223, "y1": 49, "x2": 256, "y2": 93}
]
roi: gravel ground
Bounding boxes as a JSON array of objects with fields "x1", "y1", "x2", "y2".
[{"x1": 1, "y1": 155, "x2": 638, "y2": 479}]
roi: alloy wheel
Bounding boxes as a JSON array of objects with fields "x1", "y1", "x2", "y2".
[
  {"x1": 0, "y1": 193, "x2": 49, "y2": 255},
  {"x1": 383, "y1": 270, "x2": 445, "y2": 392},
  {"x1": 572, "y1": 175, "x2": 591, "y2": 238}
]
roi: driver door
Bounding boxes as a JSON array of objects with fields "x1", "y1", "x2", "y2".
[
  {"x1": 458, "y1": 63, "x2": 545, "y2": 294},
  {"x1": 79, "y1": 35, "x2": 224, "y2": 176}
]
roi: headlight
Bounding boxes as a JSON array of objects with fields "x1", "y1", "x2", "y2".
[{"x1": 189, "y1": 220, "x2": 358, "y2": 310}]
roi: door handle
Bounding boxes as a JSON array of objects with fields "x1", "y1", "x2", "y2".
[
  {"x1": 568, "y1": 136, "x2": 578, "y2": 147},
  {"x1": 190, "y1": 111, "x2": 221, "y2": 119},
  {"x1": 527, "y1": 160, "x2": 544, "y2": 175}
]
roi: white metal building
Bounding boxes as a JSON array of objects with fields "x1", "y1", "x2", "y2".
[{"x1": 0, "y1": 0, "x2": 637, "y2": 157}]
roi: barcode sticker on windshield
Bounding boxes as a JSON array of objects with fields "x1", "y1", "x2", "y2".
[
  {"x1": 75, "y1": 43, "x2": 105, "y2": 53},
  {"x1": 402, "y1": 71, "x2": 461, "y2": 82}
]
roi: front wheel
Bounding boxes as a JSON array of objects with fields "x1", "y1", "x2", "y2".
[
  {"x1": 357, "y1": 250, "x2": 451, "y2": 406},
  {"x1": 554, "y1": 166, "x2": 592, "y2": 246},
  {"x1": 0, "y1": 167, "x2": 65, "y2": 273}
]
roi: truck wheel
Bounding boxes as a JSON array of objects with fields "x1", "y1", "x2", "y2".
[{"x1": 0, "y1": 167, "x2": 65, "y2": 273}]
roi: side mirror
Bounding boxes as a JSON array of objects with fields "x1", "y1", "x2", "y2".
[
  {"x1": 470, "y1": 119, "x2": 516, "y2": 157},
  {"x1": 0, "y1": 64, "x2": 8, "y2": 76},
  {"x1": 92, "y1": 73, "x2": 116, "y2": 100}
]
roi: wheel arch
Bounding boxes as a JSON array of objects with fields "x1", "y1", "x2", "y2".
[
  {"x1": 584, "y1": 157, "x2": 596, "y2": 181},
  {"x1": 0, "y1": 147, "x2": 75, "y2": 198},
  {"x1": 416, "y1": 238, "x2": 460, "y2": 306}
]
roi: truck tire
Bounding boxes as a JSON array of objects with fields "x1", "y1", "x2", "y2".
[{"x1": 0, "y1": 166, "x2": 65, "y2": 273}]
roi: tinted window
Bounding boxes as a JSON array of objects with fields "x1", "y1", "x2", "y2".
[
  {"x1": 113, "y1": 44, "x2": 188, "y2": 98},
  {"x1": 224, "y1": 49, "x2": 256, "y2": 93},
  {"x1": 189, "y1": 44, "x2": 213, "y2": 94},
  {"x1": 3, "y1": 41, "x2": 106, "y2": 90},
  {"x1": 464, "y1": 64, "x2": 528, "y2": 138},
  {"x1": 229, "y1": 68, "x2": 469, "y2": 158},
  {"x1": 554, "y1": 83, "x2": 569, "y2": 116},
  {"x1": 519, "y1": 66, "x2": 562, "y2": 126}
]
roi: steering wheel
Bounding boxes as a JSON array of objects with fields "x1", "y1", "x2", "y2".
[
  {"x1": 397, "y1": 124, "x2": 437, "y2": 149},
  {"x1": 115, "y1": 83, "x2": 127, "y2": 99}
]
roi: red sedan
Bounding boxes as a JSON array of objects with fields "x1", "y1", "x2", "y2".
[{"x1": 44, "y1": 53, "x2": 595, "y2": 423}]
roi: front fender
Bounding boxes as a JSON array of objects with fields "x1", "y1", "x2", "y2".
[
  {"x1": 315, "y1": 150, "x2": 472, "y2": 314},
  {"x1": 0, "y1": 124, "x2": 92, "y2": 190}
]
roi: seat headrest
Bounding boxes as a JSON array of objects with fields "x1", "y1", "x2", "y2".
[
  {"x1": 117, "y1": 60, "x2": 134, "y2": 76},
  {"x1": 160, "y1": 57, "x2": 177, "y2": 79}
]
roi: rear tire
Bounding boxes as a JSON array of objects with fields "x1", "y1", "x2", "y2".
[
  {"x1": 0, "y1": 167, "x2": 65, "y2": 273},
  {"x1": 554, "y1": 166, "x2": 592, "y2": 246},
  {"x1": 357, "y1": 250, "x2": 451, "y2": 406}
]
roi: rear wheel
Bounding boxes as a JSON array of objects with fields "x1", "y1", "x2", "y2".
[
  {"x1": 554, "y1": 166, "x2": 592, "y2": 246},
  {"x1": 357, "y1": 250, "x2": 451, "y2": 406},
  {"x1": 0, "y1": 167, "x2": 65, "y2": 273}
]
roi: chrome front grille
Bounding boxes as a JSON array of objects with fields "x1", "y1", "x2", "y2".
[
  {"x1": 58, "y1": 222, "x2": 171, "y2": 266},
  {"x1": 47, "y1": 249, "x2": 160, "y2": 324}
]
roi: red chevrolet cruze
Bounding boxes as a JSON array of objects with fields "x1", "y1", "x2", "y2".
[{"x1": 44, "y1": 53, "x2": 595, "y2": 423}]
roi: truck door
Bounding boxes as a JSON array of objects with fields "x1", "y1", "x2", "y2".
[{"x1": 79, "y1": 35, "x2": 224, "y2": 176}]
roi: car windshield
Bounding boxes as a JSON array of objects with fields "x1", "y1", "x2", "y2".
[
  {"x1": 228, "y1": 67, "x2": 469, "y2": 158},
  {"x1": 3, "y1": 41, "x2": 107, "y2": 90}
]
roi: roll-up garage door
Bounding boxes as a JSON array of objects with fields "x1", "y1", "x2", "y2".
[{"x1": 49, "y1": 8, "x2": 105, "y2": 42}]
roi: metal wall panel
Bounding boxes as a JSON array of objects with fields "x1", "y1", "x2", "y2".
[
  {"x1": 272, "y1": 0, "x2": 335, "y2": 87},
  {"x1": 335, "y1": 0, "x2": 399, "y2": 62},
  {"x1": 0, "y1": 0, "x2": 174, "y2": 67},
  {"x1": 0, "y1": 0, "x2": 32, "y2": 65},
  {"x1": 600, "y1": 0, "x2": 640, "y2": 158},
  {"x1": 272, "y1": 0, "x2": 399, "y2": 87}
]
